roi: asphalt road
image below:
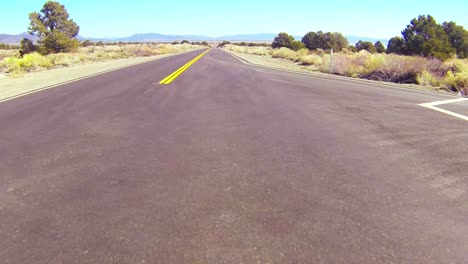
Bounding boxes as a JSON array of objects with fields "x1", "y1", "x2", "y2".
[{"x1": 1, "y1": 48, "x2": 467, "y2": 263}]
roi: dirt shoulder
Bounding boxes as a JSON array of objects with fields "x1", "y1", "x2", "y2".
[{"x1": 0, "y1": 54, "x2": 175, "y2": 101}]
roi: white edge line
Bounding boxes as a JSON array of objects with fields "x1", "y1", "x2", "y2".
[
  {"x1": 419, "y1": 98, "x2": 468, "y2": 121},
  {"x1": 225, "y1": 48, "x2": 468, "y2": 122},
  {"x1": 421, "y1": 98, "x2": 468, "y2": 106},
  {"x1": 222, "y1": 49, "x2": 247, "y2": 64}
]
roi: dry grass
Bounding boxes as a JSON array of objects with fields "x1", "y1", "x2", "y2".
[
  {"x1": 0, "y1": 44, "x2": 204, "y2": 75},
  {"x1": 226, "y1": 45, "x2": 272, "y2": 56},
  {"x1": 0, "y1": 49, "x2": 18, "y2": 60},
  {"x1": 272, "y1": 47, "x2": 299, "y2": 60},
  {"x1": 225, "y1": 45, "x2": 468, "y2": 94}
]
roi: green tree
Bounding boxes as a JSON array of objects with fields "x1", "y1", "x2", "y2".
[
  {"x1": 290, "y1": 40, "x2": 305, "y2": 51},
  {"x1": 347, "y1": 45, "x2": 357, "y2": 53},
  {"x1": 217, "y1": 40, "x2": 231, "y2": 48},
  {"x1": 355, "y1": 40, "x2": 377, "y2": 53},
  {"x1": 81, "y1": 39, "x2": 93, "y2": 47},
  {"x1": 28, "y1": 1, "x2": 80, "y2": 54},
  {"x1": 301, "y1": 31, "x2": 320, "y2": 50},
  {"x1": 386, "y1": 36, "x2": 405, "y2": 54},
  {"x1": 375, "y1": 41, "x2": 386, "y2": 53},
  {"x1": 442, "y1": 21, "x2": 468, "y2": 58},
  {"x1": 181, "y1": 40, "x2": 189, "y2": 44},
  {"x1": 401, "y1": 15, "x2": 455, "y2": 60},
  {"x1": 327, "y1": 32, "x2": 349, "y2": 51},
  {"x1": 272, "y1": 32, "x2": 295, "y2": 49},
  {"x1": 301, "y1": 31, "x2": 348, "y2": 51},
  {"x1": 19, "y1": 38, "x2": 37, "y2": 57},
  {"x1": 201, "y1": 41, "x2": 209, "y2": 46}
]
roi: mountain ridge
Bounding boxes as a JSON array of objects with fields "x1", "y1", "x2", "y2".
[{"x1": 0, "y1": 32, "x2": 389, "y2": 46}]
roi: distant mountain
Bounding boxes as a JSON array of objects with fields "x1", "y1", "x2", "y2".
[
  {"x1": 118, "y1": 33, "x2": 213, "y2": 42},
  {"x1": 216, "y1": 33, "x2": 277, "y2": 41},
  {"x1": 1, "y1": 32, "x2": 389, "y2": 47},
  {"x1": 0, "y1": 33, "x2": 38, "y2": 44}
]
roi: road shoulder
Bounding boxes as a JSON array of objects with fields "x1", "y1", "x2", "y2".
[
  {"x1": 0, "y1": 52, "x2": 185, "y2": 102},
  {"x1": 222, "y1": 49, "x2": 459, "y2": 97}
]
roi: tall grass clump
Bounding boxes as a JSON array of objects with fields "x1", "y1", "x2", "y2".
[
  {"x1": 272, "y1": 47, "x2": 298, "y2": 60},
  {"x1": 299, "y1": 54, "x2": 323, "y2": 67},
  {"x1": 444, "y1": 60, "x2": 468, "y2": 94},
  {"x1": 0, "y1": 52, "x2": 53, "y2": 74},
  {"x1": 226, "y1": 44, "x2": 272, "y2": 56},
  {"x1": 0, "y1": 49, "x2": 18, "y2": 60},
  {"x1": 247, "y1": 47, "x2": 271, "y2": 56}
]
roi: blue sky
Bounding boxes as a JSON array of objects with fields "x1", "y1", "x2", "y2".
[{"x1": 1, "y1": 0, "x2": 467, "y2": 39}]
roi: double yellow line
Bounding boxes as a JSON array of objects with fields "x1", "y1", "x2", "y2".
[{"x1": 159, "y1": 49, "x2": 211, "y2": 84}]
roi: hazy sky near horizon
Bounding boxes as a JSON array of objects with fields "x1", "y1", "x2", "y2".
[{"x1": 2, "y1": 0, "x2": 467, "y2": 39}]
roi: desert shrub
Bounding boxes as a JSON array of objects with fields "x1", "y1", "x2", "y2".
[
  {"x1": 417, "y1": 71, "x2": 441, "y2": 86},
  {"x1": 340, "y1": 48, "x2": 355, "y2": 55},
  {"x1": 132, "y1": 45, "x2": 157, "y2": 56},
  {"x1": 0, "y1": 57, "x2": 22, "y2": 73},
  {"x1": 81, "y1": 40, "x2": 93, "y2": 47},
  {"x1": 297, "y1": 48, "x2": 309, "y2": 57},
  {"x1": 226, "y1": 44, "x2": 247, "y2": 53},
  {"x1": 319, "y1": 54, "x2": 331, "y2": 72},
  {"x1": 290, "y1": 41, "x2": 306, "y2": 51},
  {"x1": 0, "y1": 50, "x2": 18, "y2": 60},
  {"x1": 247, "y1": 47, "x2": 271, "y2": 56},
  {"x1": 364, "y1": 54, "x2": 386, "y2": 74},
  {"x1": 444, "y1": 60, "x2": 468, "y2": 93},
  {"x1": 49, "y1": 53, "x2": 81, "y2": 66},
  {"x1": 332, "y1": 53, "x2": 357, "y2": 76},
  {"x1": 363, "y1": 54, "x2": 427, "y2": 83},
  {"x1": 272, "y1": 47, "x2": 297, "y2": 60},
  {"x1": 315, "y1": 49, "x2": 326, "y2": 55},
  {"x1": 0, "y1": 52, "x2": 53, "y2": 73},
  {"x1": 299, "y1": 54, "x2": 322, "y2": 66}
]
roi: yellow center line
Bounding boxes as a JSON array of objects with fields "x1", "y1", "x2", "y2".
[{"x1": 159, "y1": 49, "x2": 211, "y2": 84}]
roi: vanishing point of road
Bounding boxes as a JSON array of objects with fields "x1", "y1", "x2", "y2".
[{"x1": 1, "y1": 49, "x2": 467, "y2": 263}]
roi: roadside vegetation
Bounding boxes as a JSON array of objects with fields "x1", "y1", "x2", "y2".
[
  {"x1": 0, "y1": 1, "x2": 207, "y2": 76},
  {"x1": 0, "y1": 43, "x2": 205, "y2": 76},
  {"x1": 222, "y1": 15, "x2": 468, "y2": 95}
]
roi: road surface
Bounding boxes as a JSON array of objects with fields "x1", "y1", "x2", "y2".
[{"x1": 1, "y1": 49, "x2": 467, "y2": 263}]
